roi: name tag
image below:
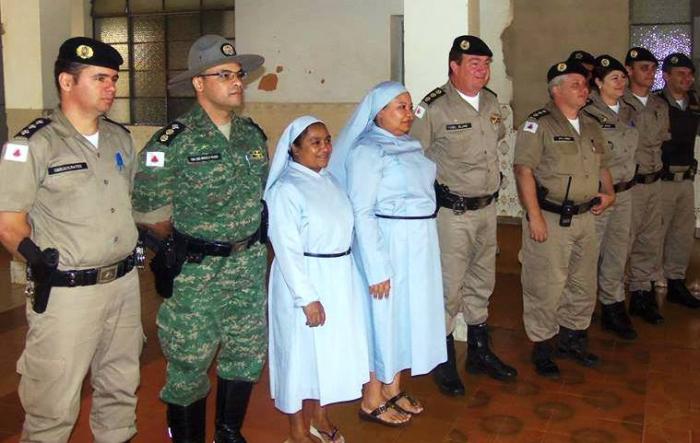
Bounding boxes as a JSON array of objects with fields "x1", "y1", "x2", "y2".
[
  {"x1": 446, "y1": 123, "x2": 471, "y2": 131},
  {"x1": 601, "y1": 123, "x2": 616, "y2": 129},
  {"x1": 48, "y1": 162, "x2": 88, "y2": 175},
  {"x1": 188, "y1": 153, "x2": 221, "y2": 163},
  {"x1": 553, "y1": 136, "x2": 575, "y2": 142}
]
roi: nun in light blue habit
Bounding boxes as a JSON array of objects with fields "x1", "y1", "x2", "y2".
[
  {"x1": 328, "y1": 81, "x2": 446, "y2": 424},
  {"x1": 265, "y1": 116, "x2": 369, "y2": 442}
]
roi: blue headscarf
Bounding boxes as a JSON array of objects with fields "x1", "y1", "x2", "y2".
[
  {"x1": 327, "y1": 81, "x2": 408, "y2": 187},
  {"x1": 264, "y1": 115, "x2": 324, "y2": 198}
]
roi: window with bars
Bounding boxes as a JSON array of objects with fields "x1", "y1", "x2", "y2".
[
  {"x1": 92, "y1": 0, "x2": 235, "y2": 125},
  {"x1": 629, "y1": 0, "x2": 691, "y2": 91}
]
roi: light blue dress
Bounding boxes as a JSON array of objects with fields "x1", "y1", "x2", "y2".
[
  {"x1": 267, "y1": 161, "x2": 369, "y2": 414},
  {"x1": 346, "y1": 124, "x2": 446, "y2": 383}
]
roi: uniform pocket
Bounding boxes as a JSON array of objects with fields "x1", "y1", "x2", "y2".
[{"x1": 16, "y1": 351, "x2": 66, "y2": 418}]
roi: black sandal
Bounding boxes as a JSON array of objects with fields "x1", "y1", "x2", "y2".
[
  {"x1": 358, "y1": 403, "x2": 410, "y2": 427},
  {"x1": 386, "y1": 391, "x2": 424, "y2": 415}
]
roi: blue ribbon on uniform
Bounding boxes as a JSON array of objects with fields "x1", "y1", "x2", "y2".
[{"x1": 115, "y1": 152, "x2": 124, "y2": 171}]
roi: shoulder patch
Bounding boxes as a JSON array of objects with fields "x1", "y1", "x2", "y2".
[
  {"x1": 528, "y1": 108, "x2": 550, "y2": 120},
  {"x1": 422, "y1": 87, "x2": 445, "y2": 106},
  {"x1": 15, "y1": 117, "x2": 51, "y2": 139},
  {"x1": 483, "y1": 86, "x2": 498, "y2": 97},
  {"x1": 101, "y1": 115, "x2": 130, "y2": 133},
  {"x1": 155, "y1": 121, "x2": 186, "y2": 146},
  {"x1": 245, "y1": 117, "x2": 268, "y2": 142}
]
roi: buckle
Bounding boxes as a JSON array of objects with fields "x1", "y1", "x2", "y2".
[
  {"x1": 674, "y1": 172, "x2": 685, "y2": 182},
  {"x1": 452, "y1": 199, "x2": 466, "y2": 215},
  {"x1": 97, "y1": 264, "x2": 119, "y2": 284}
]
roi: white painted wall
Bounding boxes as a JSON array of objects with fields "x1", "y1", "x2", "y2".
[
  {"x1": 237, "y1": 0, "x2": 403, "y2": 103},
  {"x1": 479, "y1": 0, "x2": 512, "y2": 102},
  {"x1": 40, "y1": 0, "x2": 72, "y2": 108}
]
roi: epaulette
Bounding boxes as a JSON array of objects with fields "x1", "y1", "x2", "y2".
[
  {"x1": 245, "y1": 117, "x2": 268, "y2": 141},
  {"x1": 101, "y1": 115, "x2": 130, "y2": 133},
  {"x1": 528, "y1": 108, "x2": 550, "y2": 120},
  {"x1": 15, "y1": 117, "x2": 51, "y2": 139},
  {"x1": 483, "y1": 86, "x2": 498, "y2": 97},
  {"x1": 155, "y1": 121, "x2": 186, "y2": 146},
  {"x1": 422, "y1": 87, "x2": 445, "y2": 106}
]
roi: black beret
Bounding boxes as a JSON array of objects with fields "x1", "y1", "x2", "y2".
[
  {"x1": 450, "y1": 35, "x2": 493, "y2": 57},
  {"x1": 57, "y1": 37, "x2": 123, "y2": 71},
  {"x1": 567, "y1": 50, "x2": 595, "y2": 66},
  {"x1": 547, "y1": 61, "x2": 589, "y2": 82},
  {"x1": 625, "y1": 47, "x2": 657, "y2": 66},
  {"x1": 662, "y1": 52, "x2": 695, "y2": 72},
  {"x1": 592, "y1": 55, "x2": 626, "y2": 80}
]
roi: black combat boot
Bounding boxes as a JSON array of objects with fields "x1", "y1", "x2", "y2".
[
  {"x1": 531, "y1": 340, "x2": 560, "y2": 379},
  {"x1": 629, "y1": 289, "x2": 664, "y2": 324},
  {"x1": 601, "y1": 301, "x2": 637, "y2": 340},
  {"x1": 667, "y1": 279, "x2": 700, "y2": 309},
  {"x1": 432, "y1": 334, "x2": 466, "y2": 396},
  {"x1": 214, "y1": 377, "x2": 254, "y2": 443},
  {"x1": 166, "y1": 397, "x2": 206, "y2": 443},
  {"x1": 466, "y1": 323, "x2": 518, "y2": 381},
  {"x1": 555, "y1": 326, "x2": 599, "y2": 367}
]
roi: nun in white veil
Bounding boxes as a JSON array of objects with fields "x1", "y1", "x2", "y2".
[{"x1": 265, "y1": 116, "x2": 369, "y2": 443}]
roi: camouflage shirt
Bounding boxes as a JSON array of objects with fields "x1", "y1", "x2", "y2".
[{"x1": 132, "y1": 103, "x2": 268, "y2": 241}]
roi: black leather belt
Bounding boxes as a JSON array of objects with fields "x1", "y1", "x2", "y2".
[
  {"x1": 303, "y1": 248, "x2": 351, "y2": 258},
  {"x1": 538, "y1": 197, "x2": 601, "y2": 215},
  {"x1": 375, "y1": 213, "x2": 437, "y2": 220},
  {"x1": 435, "y1": 182, "x2": 498, "y2": 214},
  {"x1": 174, "y1": 229, "x2": 259, "y2": 258},
  {"x1": 613, "y1": 178, "x2": 636, "y2": 193},
  {"x1": 660, "y1": 168, "x2": 695, "y2": 182},
  {"x1": 634, "y1": 170, "x2": 663, "y2": 185},
  {"x1": 52, "y1": 254, "x2": 135, "y2": 287}
]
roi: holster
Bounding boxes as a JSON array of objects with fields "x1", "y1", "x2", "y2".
[{"x1": 149, "y1": 236, "x2": 187, "y2": 299}]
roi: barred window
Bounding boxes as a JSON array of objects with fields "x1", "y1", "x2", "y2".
[{"x1": 92, "y1": 0, "x2": 235, "y2": 125}]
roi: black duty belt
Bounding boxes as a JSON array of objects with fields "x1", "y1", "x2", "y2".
[
  {"x1": 303, "y1": 248, "x2": 351, "y2": 258},
  {"x1": 174, "y1": 229, "x2": 259, "y2": 259},
  {"x1": 538, "y1": 197, "x2": 601, "y2": 216},
  {"x1": 634, "y1": 170, "x2": 663, "y2": 185},
  {"x1": 435, "y1": 182, "x2": 498, "y2": 214},
  {"x1": 660, "y1": 168, "x2": 696, "y2": 182},
  {"x1": 375, "y1": 213, "x2": 437, "y2": 220},
  {"x1": 613, "y1": 178, "x2": 636, "y2": 193},
  {"x1": 52, "y1": 254, "x2": 135, "y2": 287}
]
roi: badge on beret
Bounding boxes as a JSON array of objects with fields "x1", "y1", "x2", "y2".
[
  {"x1": 671, "y1": 56, "x2": 679, "y2": 64},
  {"x1": 460, "y1": 40, "x2": 470, "y2": 51},
  {"x1": 630, "y1": 49, "x2": 638, "y2": 58},
  {"x1": 221, "y1": 43, "x2": 235, "y2": 56},
  {"x1": 76, "y1": 44, "x2": 94, "y2": 59},
  {"x1": 601, "y1": 58, "x2": 610, "y2": 67},
  {"x1": 557, "y1": 63, "x2": 567, "y2": 72},
  {"x1": 575, "y1": 53, "x2": 583, "y2": 59}
]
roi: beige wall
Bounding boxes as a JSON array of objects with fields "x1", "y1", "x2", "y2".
[{"x1": 503, "y1": 0, "x2": 629, "y2": 125}]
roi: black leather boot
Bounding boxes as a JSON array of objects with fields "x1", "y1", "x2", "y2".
[
  {"x1": 629, "y1": 289, "x2": 664, "y2": 324},
  {"x1": 555, "y1": 326, "x2": 599, "y2": 367},
  {"x1": 531, "y1": 341, "x2": 560, "y2": 379},
  {"x1": 466, "y1": 323, "x2": 517, "y2": 381},
  {"x1": 432, "y1": 334, "x2": 465, "y2": 396},
  {"x1": 166, "y1": 397, "x2": 206, "y2": 443},
  {"x1": 667, "y1": 279, "x2": 700, "y2": 309},
  {"x1": 601, "y1": 301, "x2": 637, "y2": 340},
  {"x1": 214, "y1": 377, "x2": 254, "y2": 443}
]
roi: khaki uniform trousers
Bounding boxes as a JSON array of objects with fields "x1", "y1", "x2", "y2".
[
  {"x1": 659, "y1": 180, "x2": 696, "y2": 280},
  {"x1": 595, "y1": 189, "x2": 632, "y2": 304},
  {"x1": 522, "y1": 211, "x2": 598, "y2": 342},
  {"x1": 17, "y1": 269, "x2": 142, "y2": 443},
  {"x1": 628, "y1": 180, "x2": 663, "y2": 292},
  {"x1": 437, "y1": 202, "x2": 497, "y2": 334}
]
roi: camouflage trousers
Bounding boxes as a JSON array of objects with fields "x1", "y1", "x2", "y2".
[{"x1": 157, "y1": 243, "x2": 267, "y2": 406}]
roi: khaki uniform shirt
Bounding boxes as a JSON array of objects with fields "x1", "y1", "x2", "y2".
[
  {"x1": 622, "y1": 90, "x2": 669, "y2": 174},
  {"x1": 0, "y1": 108, "x2": 138, "y2": 268},
  {"x1": 410, "y1": 81, "x2": 505, "y2": 196},
  {"x1": 514, "y1": 101, "x2": 610, "y2": 204},
  {"x1": 583, "y1": 91, "x2": 639, "y2": 183}
]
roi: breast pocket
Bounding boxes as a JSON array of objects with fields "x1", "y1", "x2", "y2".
[
  {"x1": 42, "y1": 166, "x2": 95, "y2": 219},
  {"x1": 548, "y1": 139, "x2": 580, "y2": 175}
]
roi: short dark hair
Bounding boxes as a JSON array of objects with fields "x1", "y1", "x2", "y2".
[
  {"x1": 54, "y1": 60, "x2": 88, "y2": 95},
  {"x1": 448, "y1": 48, "x2": 463, "y2": 77}
]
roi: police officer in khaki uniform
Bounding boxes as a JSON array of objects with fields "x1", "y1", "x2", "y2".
[
  {"x1": 656, "y1": 53, "x2": 700, "y2": 309},
  {"x1": 411, "y1": 35, "x2": 517, "y2": 396},
  {"x1": 0, "y1": 38, "x2": 142, "y2": 442},
  {"x1": 624, "y1": 47, "x2": 669, "y2": 324},
  {"x1": 582, "y1": 55, "x2": 639, "y2": 340},
  {"x1": 514, "y1": 61, "x2": 616, "y2": 379}
]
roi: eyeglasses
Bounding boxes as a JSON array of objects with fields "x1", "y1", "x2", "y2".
[{"x1": 198, "y1": 69, "x2": 247, "y2": 82}]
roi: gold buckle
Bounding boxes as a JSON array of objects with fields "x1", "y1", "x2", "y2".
[{"x1": 97, "y1": 264, "x2": 119, "y2": 284}]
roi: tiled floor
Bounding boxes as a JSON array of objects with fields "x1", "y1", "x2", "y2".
[{"x1": 1, "y1": 224, "x2": 699, "y2": 442}]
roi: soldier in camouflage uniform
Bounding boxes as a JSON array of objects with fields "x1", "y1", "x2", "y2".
[{"x1": 131, "y1": 35, "x2": 267, "y2": 443}]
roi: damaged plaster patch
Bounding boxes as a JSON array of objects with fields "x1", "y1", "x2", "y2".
[
  {"x1": 276, "y1": 65, "x2": 284, "y2": 73},
  {"x1": 258, "y1": 73, "x2": 278, "y2": 91}
]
